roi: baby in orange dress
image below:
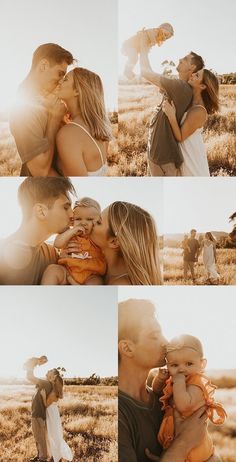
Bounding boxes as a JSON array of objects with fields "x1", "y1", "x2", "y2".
[
  {"x1": 152, "y1": 334, "x2": 227, "y2": 462},
  {"x1": 122, "y1": 23, "x2": 174, "y2": 79},
  {"x1": 41, "y1": 197, "x2": 106, "y2": 285}
]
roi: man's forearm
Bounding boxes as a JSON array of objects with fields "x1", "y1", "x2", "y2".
[
  {"x1": 26, "y1": 368, "x2": 38, "y2": 384},
  {"x1": 140, "y1": 49, "x2": 162, "y2": 87}
]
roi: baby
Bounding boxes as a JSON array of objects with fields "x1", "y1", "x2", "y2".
[
  {"x1": 41, "y1": 197, "x2": 106, "y2": 285},
  {"x1": 122, "y1": 23, "x2": 174, "y2": 79},
  {"x1": 23, "y1": 355, "x2": 48, "y2": 370},
  {"x1": 152, "y1": 334, "x2": 227, "y2": 462}
]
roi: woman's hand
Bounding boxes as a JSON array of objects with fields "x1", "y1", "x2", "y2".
[{"x1": 162, "y1": 100, "x2": 176, "y2": 120}]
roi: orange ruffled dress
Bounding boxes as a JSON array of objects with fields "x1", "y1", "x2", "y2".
[
  {"x1": 158, "y1": 373, "x2": 227, "y2": 462},
  {"x1": 58, "y1": 236, "x2": 106, "y2": 284}
]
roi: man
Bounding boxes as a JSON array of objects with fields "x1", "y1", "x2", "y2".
[
  {"x1": 25, "y1": 357, "x2": 57, "y2": 462},
  {"x1": 119, "y1": 299, "x2": 220, "y2": 462},
  {"x1": 183, "y1": 229, "x2": 200, "y2": 283},
  {"x1": 0, "y1": 177, "x2": 75, "y2": 284},
  {"x1": 10, "y1": 43, "x2": 74, "y2": 176},
  {"x1": 139, "y1": 33, "x2": 204, "y2": 176}
]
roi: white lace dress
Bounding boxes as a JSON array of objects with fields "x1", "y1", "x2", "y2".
[
  {"x1": 179, "y1": 106, "x2": 210, "y2": 177},
  {"x1": 46, "y1": 403, "x2": 73, "y2": 462},
  {"x1": 202, "y1": 242, "x2": 219, "y2": 280}
]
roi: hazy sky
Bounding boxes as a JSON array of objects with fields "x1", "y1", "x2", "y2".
[
  {"x1": 0, "y1": 0, "x2": 117, "y2": 111},
  {"x1": 0, "y1": 177, "x2": 163, "y2": 237},
  {"x1": 119, "y1": 0, "x2": 235, "y2": 75},
  {"x1": 119, "y1": 286, "x2": 236, "y2": 370},
  {"x1": 164, "y1": 178, "x2": 236, "y2": 234},
  {"x1": 0, "y1": 287, "x2": 117, "y2": 378}
]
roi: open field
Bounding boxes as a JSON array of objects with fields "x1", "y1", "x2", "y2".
[
  {"x1": 116, "y1": 83, "x2": 236, "y2": 176},
  {"x1": 164, "y1": 246, "x2": 236, "y2": 285},
  {"x1": 0, "y1": 384, "x2": 117, "y2": 462}
]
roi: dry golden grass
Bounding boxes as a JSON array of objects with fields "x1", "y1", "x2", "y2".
[
  {"x1": 164, "y1": 246, "x2": 236, "y2": 285},
  {"x1": 0, "y1": 384, "x2": 117, "y2": 462},
  {"x1": 208, "y1": 387, "x2": 236, "y2": 462},
  {"x1": 115, "y1": 83, "x2": 236, "y2": 176}
]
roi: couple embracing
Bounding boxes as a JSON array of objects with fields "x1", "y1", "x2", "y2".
[
  {"x1": 24, "y1": 356, "x2": 72, "y2": 462},
  {"x1": 10, "y1": 43, "x2": 111, "y2": 177}
]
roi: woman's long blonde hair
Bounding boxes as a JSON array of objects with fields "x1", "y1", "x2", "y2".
[
  {"x1": 202, "y1": 69, "x2": 219, "y2": 114},
  {"x1": 72, "y1": 67, "x2": 112, "y2": 141},
  {"x1": 108, "y1": 202, "x2": 162, "y2": 285}
]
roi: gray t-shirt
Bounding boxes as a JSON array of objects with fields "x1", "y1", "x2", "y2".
[
  {"x1": 32, "y1": 378, "x2": 52, "y2": 420},
  {"x1": 0, "y1": 237, "x2": 58, "y2": 285},
  {"x1": 119, "y1": 389, "x2": 163, "y2": 462},
  {"x1": 148, "y1": 76, "x2": 192, "y2": 167},
  {"x1": 9, "y1": 82, "x2": 50, "y2": 176}
]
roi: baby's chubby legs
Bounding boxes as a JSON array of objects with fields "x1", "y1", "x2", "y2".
[
  {"x1": 122, "y1": 42, "x2": 139, "y2": 79},
  {"x1": 84, "y1": 275, "x2": 104, "y2": 285},
  {"x1": 41, "y1": 264, "x2": 67, "y2": 285}
]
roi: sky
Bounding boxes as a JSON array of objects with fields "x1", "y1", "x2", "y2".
[
  {"x1": 119, "y1": 0, "x2": 236, "y2": 76},
  {"x1": 0, "y1": 0, "x2": 117, "y2": 112},
  {"x1": 0, "y1": 177, "x2": 163, "y2": 237},
  {"x1": 119, "y1": 286, "x2": 236, "y2": 370},
  {"x1": 163, "y1": 178, "x2": 236, "y2": 234},
  {"x1": 0, "y1": 286, "x2": 117, "y2": 379}
]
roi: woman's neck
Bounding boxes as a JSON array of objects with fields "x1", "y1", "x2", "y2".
[
  {"x1": 102, "y1": 248, "x2": 128, "y2": 282},
  {"x1": 192, "y1": 88, "x2": 205, "y2": 107},
  {"x1": 65, "y1": 100, "x2": 85, "y2": 123}
]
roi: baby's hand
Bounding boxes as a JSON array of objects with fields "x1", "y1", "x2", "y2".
[
  {"x1": 152, "y1": 368, "x2": 169, "y2": 393},
  {"x1": 73, "y1": 225, "x2": 86, "y2": 236},
  {"x1": 173, "y1": 373, "x2": 186, "y2": 384},
  {"x1": 38, "y1": 356, "x2": 48, "y2": 366}
]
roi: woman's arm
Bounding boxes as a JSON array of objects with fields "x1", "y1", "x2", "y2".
[
  {"x1": 172, "y1": 374, "x2": 205, "y2": 413},
  {"x1": 56, "y1": 125, "x2": 88, "y2": 176},
  {"x1": 162, "y1": 101, "x2": 207, "y2": 142}
]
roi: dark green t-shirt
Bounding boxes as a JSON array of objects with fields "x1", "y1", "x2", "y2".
[
  {"x1": 119, "y1": 389, "x2": 163, "y2": 462},
  {"x1": 32, "y1": 378, "x2": 52, "y2": 420},
  {"x1": 148, "y1": 76, "x2": 192, "y2": 167},
  {"x1": 184, "y1": 238, "x2": 200, "y2": 262}
]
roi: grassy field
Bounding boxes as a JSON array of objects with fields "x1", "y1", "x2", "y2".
[
  {"x1": 0, "y1": 384, "x2": 117, "y2": 462},
  {"x1": 164, "y1": 246, "x2": 236, "y2": 285},
  {"x1": 116, "y1": 83, "x2": 236, "y2": 176}
]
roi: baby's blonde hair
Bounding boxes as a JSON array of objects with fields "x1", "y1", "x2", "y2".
[
  {"x1": 167, "y1": 334, "x2": 204, "y2": 358},
  {"x1": 108, "y1": 201, "x2": 162, "y2": 285},
  {"x1": 74, "y1": 197, "x2": 101, "y2": 214}
]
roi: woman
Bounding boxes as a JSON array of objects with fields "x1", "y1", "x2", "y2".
[
  {"x1": 56, "y1": 67, "x2": 112, "y2": 176},
  {"x1": 41, "y1": 370, "x2": 73, "y2": 462},
  {"x1": 90, "y1": 201, "x2": 162, "y2": 285},
  {"x1": 200, "y1": 232, "x2": 220, "y2": 284},
  {"x1": 163, "y1": 68, "x2": 219, "y2": 176}
]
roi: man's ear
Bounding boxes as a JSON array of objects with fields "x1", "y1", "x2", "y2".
[
  {"x1": 34, "y1": 203, "x2": 49, "y2": 220},
  {"x1": 108, "y1": 235, "x2": 120, "y2": 249},
  {"x1": 118, "y1": 340, "x2": 134, "y2": 358},
  {"x1": 39, "y1": 58, "x2": 49, "y2": 72}
]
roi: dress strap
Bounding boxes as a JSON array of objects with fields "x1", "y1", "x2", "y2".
[
  {"x1": 68, "y1": 122, "x2": 104, "y2": 166},
  {"x1": 190, "y1": 104, "x2": 207, "y2": 112}
]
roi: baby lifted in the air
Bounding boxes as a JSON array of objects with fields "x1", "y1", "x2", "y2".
[{"x1": 122, "y1": 22, "x2": 174, "y2": 79}]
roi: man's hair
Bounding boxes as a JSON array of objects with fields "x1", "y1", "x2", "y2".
[
  {"x1": 119, "y1": 299, "x2": 156, "y2": 343},
  {"x1": 190, "y1": 51, "x2": 205, "y2": 72},
  {"x1": 190, "y1": 229, "x2": 197, "y2": 233},
  {"x1": 31, "y1": 43, "x2": 74, "y2": 69},
  {"x1": 18, "y1": 177, "x2": 76, "y2": 217}
]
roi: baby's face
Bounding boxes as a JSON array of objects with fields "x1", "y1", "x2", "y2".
[
  {"x1": 166, "y1": 347, "x2": 204, "y2": 378},
  {"x1": 73, "y1": 206, "x2": 100, "y2": 236}
]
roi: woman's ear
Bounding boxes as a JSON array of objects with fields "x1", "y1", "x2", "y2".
[
  {"x1": 200, "y1": 83, "x2": 206, "y2": 91},
  {"x1": 108, "y1": 235, "x2": 120, "y2": 249},
  {"x1": 34, "y1": 203, "x2": 49, "y2": 220}
]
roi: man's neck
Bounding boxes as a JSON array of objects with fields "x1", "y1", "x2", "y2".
[
  {"x1": 119, "y1": 362, "x2": 150, "y2": 403},
  {"x1": 13, "y1": 220, "x2": 51, "y2": 247}
]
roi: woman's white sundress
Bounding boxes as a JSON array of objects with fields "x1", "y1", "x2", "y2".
[
  {"x1": 69, "y1": 122, "x2": 108, "y2": 176},
  {"x1": 179, "y1": 106, "x2": 210, "y2": 177},
  {"x1": 46, "y1": 403, "x2": 73, "y2": 462},
  {"x1": 202, "y1": 241, "x2": 219, "y2": 280}
]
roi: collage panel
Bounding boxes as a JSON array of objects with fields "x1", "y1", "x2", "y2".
[
  {"x1": 0, "y1": 286, "x2": 118, "y2": 462},
  {"x1": 118, "y1": 0, "x2": 235, "y2": 178},
  {"x1": 0, "y1": 0, "x2": 118, "y2": 177},
  {"x1": 118, "y1": 286, "x2": 236, "y2": 462},
  {"x1": 163, "y1": 178, "x2": 236, "y2": 285},
  {"x1": 0, "y1": 177, "x2": 163, "y2": 286}
]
